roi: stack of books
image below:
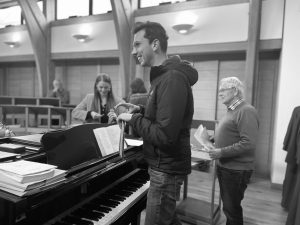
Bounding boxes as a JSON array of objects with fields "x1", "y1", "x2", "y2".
[{"x1": 0, "y1": 160, "x2": 66, "y2": 197}]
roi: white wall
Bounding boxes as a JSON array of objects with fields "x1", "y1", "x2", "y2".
[
  {"x1": 0, "y1": 28, "x2": 33, "y2": 56},
  {"x1": 136, "y1": 3, "x2": 249, "y2": 45},
  {"x1": 271, "y1": 0, "x2": 300, "y2": 185},
  {"x1": 51, "y1": 20, "x2": 118, "y2": 53}
]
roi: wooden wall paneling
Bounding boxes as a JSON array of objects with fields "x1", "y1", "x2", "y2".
[
  {"x1": 6, "y1": 66, "x2": 36, "y2": 97},
  {"x1": 192, "y1": 60, "x2": 219, "y2": 120},
  {"x1": 66, "y1": 65, "x2": 97, "y2": 105},
  {"x1": 135, "y1": 65, "x2": 151, "y2": 92},
  {"x1": 0, "y1": 68, "x2": 5, "y2": 95},
  {"x1": 101, "y1": 64, "x2": 122, "y2": 99},
  {"x1": 217, "y1": 60, "x2": 246, "y2": 120},
  {"x1": 255, "y1": 59, "x2": 278, "y2": 177}
]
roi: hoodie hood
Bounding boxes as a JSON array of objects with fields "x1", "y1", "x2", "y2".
[{"x1": 150, "y1": 55, "x2": 198, "y2": 86}]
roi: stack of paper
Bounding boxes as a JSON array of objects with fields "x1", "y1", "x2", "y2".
[
  {"x1": 0, "y1": 160, "x2": 66, "y2": 196},
  {"x1": 0, "y1": 143, "x2": 25, "y2": 153}
]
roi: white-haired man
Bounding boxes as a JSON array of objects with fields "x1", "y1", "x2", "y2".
[{"x1": 208, "y1": 77, "x2": 259, "y2": 225}]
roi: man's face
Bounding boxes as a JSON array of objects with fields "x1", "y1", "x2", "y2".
[
  {"x1": 53, "y1": 80, "x2": 61, "y2": 89},
  {"x1": 218, "y1": 86, "x2": 236, "y2": 106},
  {"x1": 132, "y1": 29, "x2": 155, "y2": 67}
]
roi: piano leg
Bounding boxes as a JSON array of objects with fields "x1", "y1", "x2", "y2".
[{"x1": 130, "y1": 212, "x2": 141, "y2": 225}]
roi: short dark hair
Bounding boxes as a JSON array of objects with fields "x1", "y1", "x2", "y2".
[
  {"x1": 133, "y1": 21, "x2": 169, "y2": 53},
  {"x1": 130, "y1": 78, "x2": 147, "y2": 94}
]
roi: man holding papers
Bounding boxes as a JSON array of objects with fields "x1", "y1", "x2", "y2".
[
  {"x1": 117, "y1": 21, "x2": 198, "y2": 225},
  {"x1": 207, "y1": 77, "x2": 259, "y2": 225}
]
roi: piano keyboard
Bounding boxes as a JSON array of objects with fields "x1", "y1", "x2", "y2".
[{"x1": 45, "y1": 169, "x2": 149, "y2": 225}]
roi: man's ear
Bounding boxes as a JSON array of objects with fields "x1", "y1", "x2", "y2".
[{"x1": 152, "y1": 39, "x2": 160, "y2": 51}]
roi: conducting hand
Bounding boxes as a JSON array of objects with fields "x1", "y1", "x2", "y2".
[
  {"x1": 91, "y1": 111, "x2": 103, "y2": 120},
  {"x1": 117, "y1": 113, "x2": 133, "y2": 125},
  {"x1": 115, "y1": 103, "x2": 140, "y2": 114}
]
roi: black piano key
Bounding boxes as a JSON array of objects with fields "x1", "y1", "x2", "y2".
[
  {"x1": 105, "y1": 190, "x2": 128, "y2": 199},
  {"x1": 92, "y1": 197, "x2": 119, "y2": 207},
  {"x1": 101, "y1": 193, "x2": 126, "y2": 202},
  {"x1": 116, "y1": 182, "x2": 137, "y2": 190},
  {"x1": 109, "y1": 188, "x2": 132, "y2": 197},
  {"x1": 83, "y1": 203, "x2": 111, "y2": 213},
  {"x1": 61, "y1": 215, "x2": 93, "y2": 225},
  {"x1": 71, "y1": 208, "x2": 103, "y2": 221},
  {"x1": 50, "y1": 170, "x2": 150, "y2": 225}
]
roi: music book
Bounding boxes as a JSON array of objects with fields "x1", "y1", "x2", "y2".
[
  {"x1": 93, "y1": 125, "x2": 127, "y2": 156},
  {"x1": 10, "y1": 133, "x2": 43, "y2": 148},
  {"x1": 0, "y1": 176, "x2": 66, "y2": 197},
  {"x1": 194, "y1": 124, "x2": 214, "y2": 150},
  {"x1": 0, "y1": 152, "x2": 20, "y2": 162},
  {"x1": 0, "y1": 143, "x2": 26, "y2": 154},
  {"x1": 0, "y1": 160, "x2": 57, "y2": 183},
  {"x1": 0, "y1": 168, "x2": 66, "y2": 191}
]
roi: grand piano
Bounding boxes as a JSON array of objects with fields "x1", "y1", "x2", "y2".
[{"x1": 0, "y1": 123, "x2": 149, "y2": 225}]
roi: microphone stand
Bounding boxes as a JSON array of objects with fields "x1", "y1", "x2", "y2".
[{"x1": 119, "y1": 121, "x2": 125, "y2": 159}]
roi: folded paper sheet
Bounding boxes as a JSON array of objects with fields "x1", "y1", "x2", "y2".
[{"x1": 194, "y1": 124, "x2": 214, "y2": 150}]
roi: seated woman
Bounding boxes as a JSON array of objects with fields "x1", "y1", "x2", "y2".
[
  {"x1": 72, "y1": 73, "x2": 124, "y2": 124},
  {"x1": 128, "y1": 78, "x2": 148, "y2": 106}
]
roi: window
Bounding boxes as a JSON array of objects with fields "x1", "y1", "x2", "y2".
[
  {"x1": 0, "y1": 5, "x2": 21, "y2": 29},
  {"x1": 139, "y1": 0, "x2": 186, "y2": 8},
  {"x1": 57, "y1": 0, "x2": 89, "y2": 20},
  {"x1": 92, "y1": 0, "x2": 112, "y2": 15}
]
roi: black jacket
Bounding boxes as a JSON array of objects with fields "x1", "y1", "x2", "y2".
[{"x1": 129, "y1": 56, "x2": 198, "y2": 175}]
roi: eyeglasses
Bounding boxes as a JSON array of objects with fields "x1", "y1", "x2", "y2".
[{"x1": 218, "y1": 87, "x2": 235, "y2": 92}]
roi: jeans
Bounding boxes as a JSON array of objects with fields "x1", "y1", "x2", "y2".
[
  {"x1": 217, "y1": 166, "x2": 252, "y2": 225},
  {"x1": 144, "y1": 168, "x2": 185, "y2": 225}
]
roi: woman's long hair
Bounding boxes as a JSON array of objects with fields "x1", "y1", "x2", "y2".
[{"x1": 92, "y1": 73, "x2": 117, "y2": 112}]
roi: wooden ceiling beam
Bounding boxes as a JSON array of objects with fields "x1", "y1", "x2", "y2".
[
  {"x1": 111, "y1": 0, "x2": 138, "y2": 98},
  {"x1": 16, "y1": 0, "x2": 55, "y2": 97},
  {"x1": 244, "y1": 0, "x2": 262, "y2": 105}
]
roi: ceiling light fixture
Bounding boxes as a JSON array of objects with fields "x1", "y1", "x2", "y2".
[
  {"x1": 172, "y1": 24, "x2": 194, "y2": 34},
  {"x1": 4, "y1": 41, "x2": 19, "y2": 48},
  {"x1": 72, "y1": 34, "x2": 90, "y2": 43}
]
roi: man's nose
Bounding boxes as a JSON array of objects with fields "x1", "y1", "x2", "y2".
[{"x1": 131, "y1": 48, "x2": 137, "y2": 56}]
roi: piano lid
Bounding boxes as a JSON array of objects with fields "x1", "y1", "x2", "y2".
[{"x1": 41, "y1": 123, "x2": 110, "y2": 170}]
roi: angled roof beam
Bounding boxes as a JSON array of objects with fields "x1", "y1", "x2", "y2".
[
  {"x1": 111, "y1": 0, "x2": 138, "y2": 98},
  {"x1": 17, "y1": 0, "x2": 55, "y2": 97}
]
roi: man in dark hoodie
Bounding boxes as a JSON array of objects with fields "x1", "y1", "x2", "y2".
[{"x1": 117, "y1": 21, "x2": 198, "y2": 225}]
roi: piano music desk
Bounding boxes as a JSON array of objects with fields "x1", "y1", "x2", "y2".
[{"x1": 176, "y1": 150, "x2": 221, "y2": 225}]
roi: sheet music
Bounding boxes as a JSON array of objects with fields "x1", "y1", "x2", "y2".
[
  {"x1": 93, "y1": 125, "x2": 127, "y2": 156},
  {"x1": 125, "y1": 138, "x2": 143, "y2": 146}
]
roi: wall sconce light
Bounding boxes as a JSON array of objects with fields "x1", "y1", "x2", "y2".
[
  {"x1": 4, "y1": 41, "x2": 19, "y2": 48},
  {"x1": 172, "y1": 24, "x2": 194, "y2": 34},
  {"x1": 72, "y1": 34, "x2": 90, "y2": 43}
]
